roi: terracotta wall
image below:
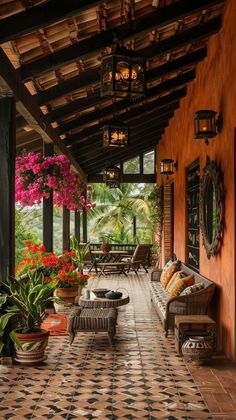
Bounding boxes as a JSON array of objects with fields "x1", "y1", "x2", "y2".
[{"x1": 156, "y1": 0, "x2": 236, "y2": 360}]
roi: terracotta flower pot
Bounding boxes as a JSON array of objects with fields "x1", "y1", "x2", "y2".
[
  {"x1": 55, "y1": 286, "x2": 79, "y2": 304},
  {"x1": 14, "y1": 329, "x2": 49, "y2": 365},
  {"x1": 100, "y1": 243, "x2": 111, "y2": 253}
]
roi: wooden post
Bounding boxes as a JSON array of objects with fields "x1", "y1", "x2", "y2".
[
  {"x1": 0, "y1": 96, "x2": 15, "y2": 358},
  {"x1": 43, "y1": 143, "x2": 53, "y2": 251},
  {"x1": 82, "y1": 189, "x2": 87, "y2": 243},
  {"x1": 133, "y1": 216, "x2": 137, "y2": 242},
  {"x1": 75, "y1": 210, "x2": 81, "y2": 242},
  {"x1": 0, "y1": 96, "x2": 15, "y2": 280},
  {"x1": 63, "y1": 206, "x2": 70, "y2": 250}
]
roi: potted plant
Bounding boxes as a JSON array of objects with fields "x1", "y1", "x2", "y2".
[
  {"x1": 0, "y1": 271, "x2": 58, "y2": 365},
  {"x1": 99, "y1": 234, "x2": 112, "y2": 253}
]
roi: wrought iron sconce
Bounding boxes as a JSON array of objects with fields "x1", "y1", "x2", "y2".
[
  {"x1": 102, "y1": 120, "x2": 129, "y2": 148},
  {"x1": 100, "y1": 41, "x2": 146, "y2": 100},
  {"x1": 103, "y1": 164, "x2": 120, "y2": 188},
  {"x1": 160, "y1": 159, "x2": 177, "y2": 176},
  {"x1": 194, "y1": 110, "x2": 223, "y2": 145}
]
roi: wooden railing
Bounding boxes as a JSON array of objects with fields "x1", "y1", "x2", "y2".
[{"x1": 89, "y1": 243, "x2": 152, "y2": 265}]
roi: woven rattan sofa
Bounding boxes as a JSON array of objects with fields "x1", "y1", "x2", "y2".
[{"x1": 150, "y1": 263, "x2": 216, "y2": 337}]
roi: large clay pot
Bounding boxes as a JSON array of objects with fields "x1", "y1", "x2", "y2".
[
  {"x1": 14, "y1": 329, "x2": 49, "y2": 365},
  {"x1": 182, "y1": 336, "x2": 213, "y2": 365},
  {"x1": 55, "y1": 286, "x2": 79, "y2": 304}
]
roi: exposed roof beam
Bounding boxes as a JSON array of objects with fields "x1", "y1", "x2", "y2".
[
  {"x1": 61, "y1": 70, "x2": 195, "y2": 141},
  {"x1": 59, "y1": 90, "x2": 180, "y2": 135},
  {"x1": 81, "y1": 136, "x2": 161, "y2": 174},
  {"x1": 72, "y1": 110, "x2": 174, "y2": 157},
  {"x1": 19, "y1": 0, "x2": 225, "y2": 80},
  {"x1": 48, "y1": 48, "x2": 205, "y2": 123},
  {"x1": 0, "y1": 48, "x2": 86, "y2": 180},
  {"x1": 0, "y1": 0, "x2": 103, "y2": 44},
  {"x1": 88, "y1": 173, "x2": 156, "y2": 183},
  {"x1": 74, "y1": 123, "x2": 166, "y2": 158}
]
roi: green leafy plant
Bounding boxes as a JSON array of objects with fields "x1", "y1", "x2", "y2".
[
  {"x1": 70, "y1": 236, "x2": 90, "y2": 273},
  {"x1": 0, "y1": 271, "x2": 58, "y2": 354}
]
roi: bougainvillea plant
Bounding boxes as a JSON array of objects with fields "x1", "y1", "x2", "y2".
[
  {"x1": 16, "y1": 240, "x2": 90, "y2": 288},
  {"x1": 15, "y1": 152, "x2": 95, "y2": 211}
]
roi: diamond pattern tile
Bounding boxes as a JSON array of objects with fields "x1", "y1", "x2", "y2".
[{"x1": 1, "y1": 272, "x2": 236, "y2": 419}]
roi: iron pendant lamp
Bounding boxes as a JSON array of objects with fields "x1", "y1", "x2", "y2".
[
  {"x1": 103, "y1": 164, "x2": 120, "y2": 188},
  {"x1": 160, "y1": 159, "x2": 177, "y2": 175},
  {"x1": 100, "y1": 42, "x2": 146, "y2": 100},
  {"x1": 103, "y1": 120, "x2": 129, "y2": 148},
  {"x1": 194, "y1": 110, "x2": 223, "y2": 145}
]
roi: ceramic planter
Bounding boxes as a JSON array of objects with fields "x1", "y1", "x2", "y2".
[
  {"x1": 14, "y1": 329, "x2": 49, "y2": 365},
  {"x1": 55, "y1": 286, "x2": 79, "y2": 304},
  {"x1": 182, "y1": 336, "x2": 213, "y2": 365}
]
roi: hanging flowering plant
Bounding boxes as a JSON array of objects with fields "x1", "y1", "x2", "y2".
[{"x1": 15, "y1": 152, "x2": 96, "y2": 211}]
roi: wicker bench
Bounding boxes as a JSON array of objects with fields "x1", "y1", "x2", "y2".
[
  {"x1": 68, "y1": 307, "x2": 117, "y2": 345},
  {"x1": 150, "y1": 263, "x2": 216, "y2": 337}
]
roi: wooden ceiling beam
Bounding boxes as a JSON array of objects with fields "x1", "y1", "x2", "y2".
[
  {"x1": 48, "y1": 48, "x2": 205, "y2": 123},
  {"x1": 80, "y1": 136, "x2": 161, "y2": 173},
  {"x1": 59, "y1": 91, "x2": 180, "y2": 134},
  {"x1": 71, "y1": 111, "x2": 174, "y2": 157},
  {"x1": 35, "y1": 47, "x2": 207, "y2": 106},
  {"x1": 19, "y1": 0, "x2": 225, "y2": 80},
  {"x1": 74, "y1": 123, "x2": 167, "y2": 159},
  {"x1": 0, "y1": 0, "x2": 103, "y2": 44},
  {"x1": 61, "y1": 70, "x2": 195, "y2": 139},
  {"x1": 0, "y1": 49, "x2": 86, "y2": 180},
  {"x1": 88, "y1": 173, "x2": 156, "y2": 183}
]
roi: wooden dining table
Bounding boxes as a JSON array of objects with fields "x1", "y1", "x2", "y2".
[{"x1": 91, "y1": 250, "x2": 132, "y2": 276}]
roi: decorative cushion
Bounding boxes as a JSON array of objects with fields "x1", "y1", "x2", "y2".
[
  {"x1": 180, "y1": 282, "x2": 205, "y2": 296},
  {"x1": 160, "y1": 260, "x2": 181, "y2": 289},
  {"x1": 166, "y1": 271, "x2": 184, "y2": 291},
  {"x1": 168, "y1": 274, "x2": 195, "y2": 299}
]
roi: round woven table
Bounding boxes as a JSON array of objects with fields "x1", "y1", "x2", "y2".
[{"x1": 79, "y1": 292, "x2": 130, "y2": 309}]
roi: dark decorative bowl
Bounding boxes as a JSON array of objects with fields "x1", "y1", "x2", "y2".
[
  {"x1": 92, "y1": 288, "x2": 110, "y2": 298},
  {"x1": 105, "y1": 290, "x2": 123, "y2": 299}
]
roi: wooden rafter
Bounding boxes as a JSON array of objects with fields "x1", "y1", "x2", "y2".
[
  {"x1": 18, "y1": 0, "x2": 225, "y2": 80},
  {"x1": 0, "y1": 0, "x2": 104, "y2": 44},
  {"x1": 48, "y1": 48, "x2": 206, "y2": 123},
  {"x1": 0, "y1": 49, "x2": 86, "y2": 180},
  {"x1": 61, "y1": 70, "x2": 195, "y2": 140}
]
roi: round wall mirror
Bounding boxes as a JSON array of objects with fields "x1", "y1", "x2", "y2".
[{"x1": 199, "y1": 157, "x2": 223, "y2": 259}]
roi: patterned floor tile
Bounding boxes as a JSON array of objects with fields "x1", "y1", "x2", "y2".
[{"x1": 1, "y1": 273, "x2": 236, "y2": 419}]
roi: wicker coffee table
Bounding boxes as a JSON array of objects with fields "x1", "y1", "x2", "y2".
[{"x1": 79, "y1": 291, "x2": 130, "y2": 309}]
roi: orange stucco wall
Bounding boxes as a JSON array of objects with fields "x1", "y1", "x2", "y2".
[{"x1": 156, "y1": 0, "x2": 236, "y2": 360}]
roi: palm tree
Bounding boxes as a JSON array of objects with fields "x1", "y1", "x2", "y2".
[{"x1": 88, "y1": 183, "x2": 156, "y2": 243}]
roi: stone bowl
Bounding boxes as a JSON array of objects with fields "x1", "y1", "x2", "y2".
[{"x1": 92, "y1": 288, "x2": 110, "y2": 298}]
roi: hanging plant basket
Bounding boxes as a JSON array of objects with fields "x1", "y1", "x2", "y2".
[{"x1": 15, "y1": 152, "x2": 95, "y2": 211}]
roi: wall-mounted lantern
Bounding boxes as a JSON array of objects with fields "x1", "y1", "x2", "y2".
[
  {"x1": 160, "y1": 159, "x2": 177, "y2": 176},
  {"x1": 194, "y1": 110, "x2": 223, "y2": 145}
]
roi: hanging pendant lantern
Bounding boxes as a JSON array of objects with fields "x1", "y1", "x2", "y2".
[
  {"x1": 101, "y1": 44, "x2": 146, "y2": 100},
  {"x1": 103, "y1": 164, "x2": 120, "y2": 188},
  {"x1": 103, "y1": 120, "x2": 129, "y2": 148}
]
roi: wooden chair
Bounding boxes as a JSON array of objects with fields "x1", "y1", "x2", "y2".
[
  {"x1": 123, "y1": 244, "x2": 151, "y2": 274},
  {"x1": 79, "y1": 244, "x2": 99, "y2": 274}
]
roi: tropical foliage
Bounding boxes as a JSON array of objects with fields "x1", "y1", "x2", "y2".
[{"x1": 88, "y1": 183, "x2": 157, "y2": 244}]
